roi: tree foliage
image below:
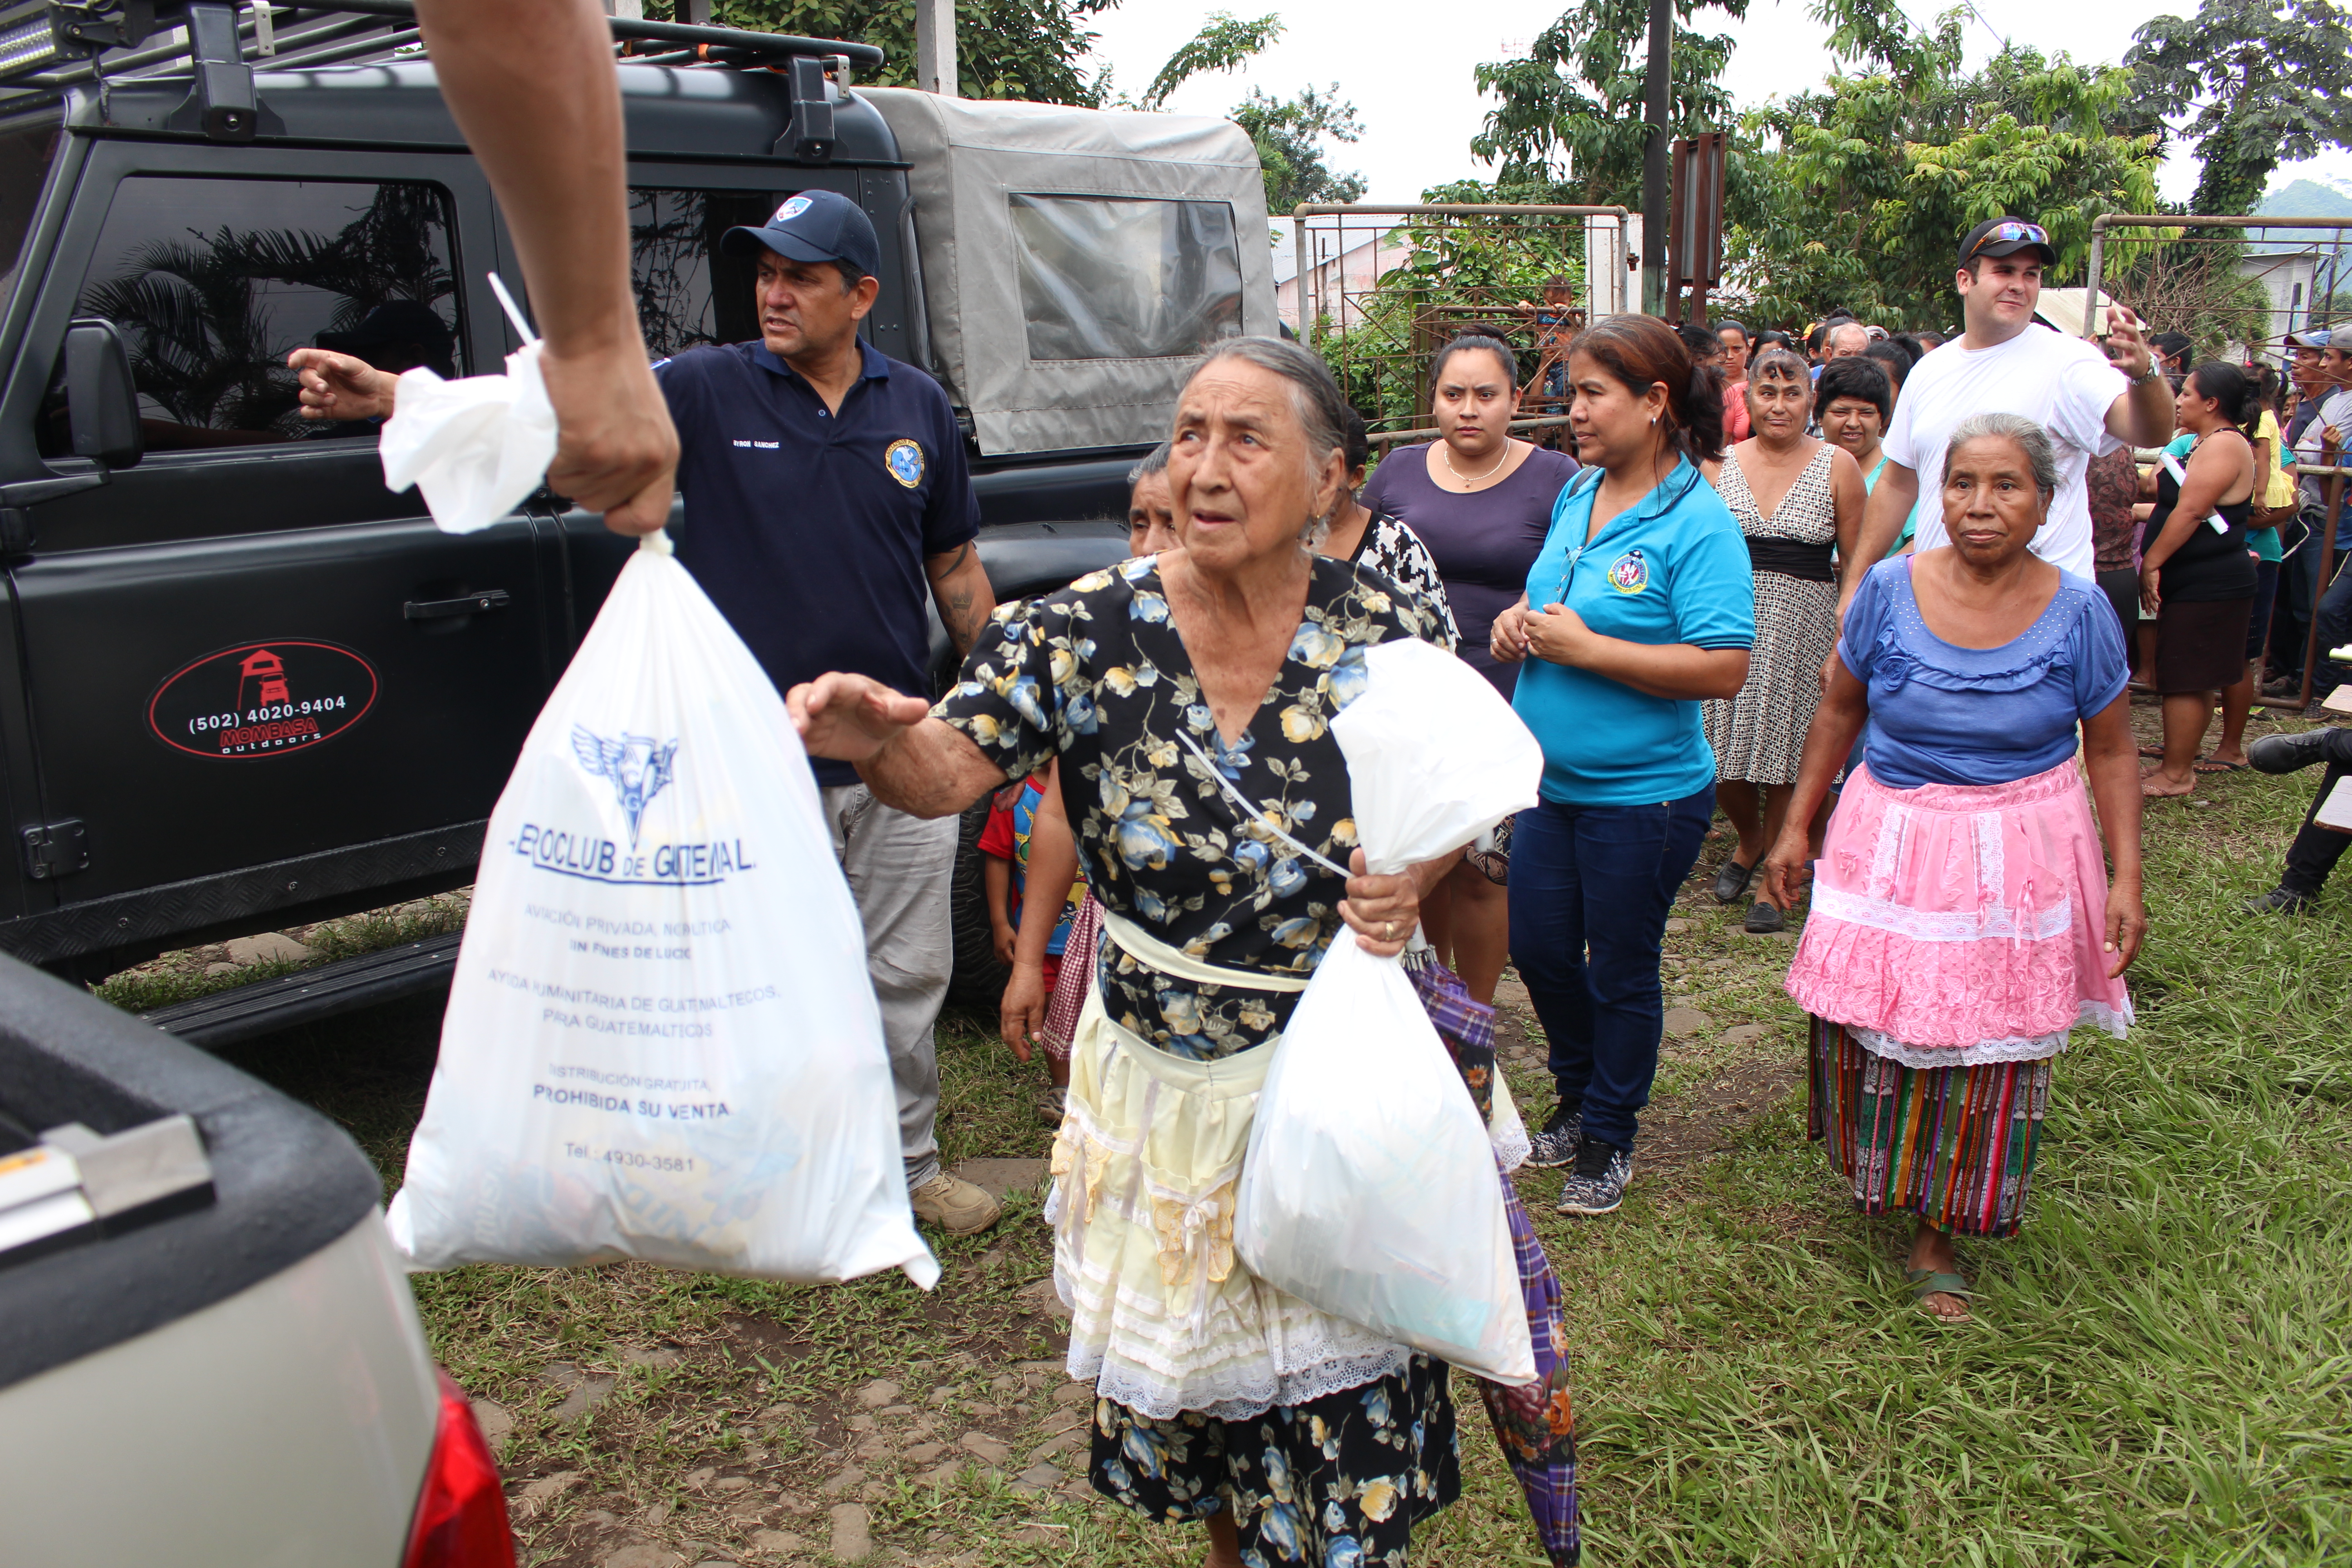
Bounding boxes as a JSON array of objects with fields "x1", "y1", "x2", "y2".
[
  {"x1": 1471, "y1": 0, "x2": 1749, "y2": 209},
  {"x1": 1723, "y1": 0, "x2": 2160, "y2": 327},
  {"x1": 2124, "y1": 0, "x2": 2352, "y2": 216},
  {"x1": 1234, "y1": 86, "x2": 1367, "y2": 215},
  {"x1": 659, "y1": 0, "x2": 1113, "y2": 104},
  {"x1": 1137, "y1": 10, "x2": 1282, "y2": 110}
]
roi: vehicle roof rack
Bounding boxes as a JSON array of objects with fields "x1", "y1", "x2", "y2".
[{"x1": 0, "y1": 1, "x2": 880, "y2": 99}]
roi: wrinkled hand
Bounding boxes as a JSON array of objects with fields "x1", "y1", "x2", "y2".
[
  {"x1": 540, "y1": 341, "x2": 680, "y2": 537},
  {"x1": 999, "y1": 960, "x2": 1046, "y2": 1063},
  {"x1": 1490, "y1": 598, "x2": 1533, "y2": 664},
  {"x1": 785, "y1": 672, "x2": 931, "y2": 763},
  {"x1": 2139, "y1": 563, "x2": 2162, "y2": 617},
  {"x1": 1338, "y1": 847, "x2": 1421, "y2": 957},
  {"x1": 1760, "y1": 826, "x2": 1814, "y2": 909},
  {"x1": 288, "y1": 348, "x2": 397, "y2": 421},
  {"x1": 2103, "y1": 880, "x2": 2146, "y2": 979},
  {"x1": 1524, "y1": 601, "x2": 1596, "y2": 666}
]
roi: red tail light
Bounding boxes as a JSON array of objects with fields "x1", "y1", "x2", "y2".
[{"x1": 402, "y1": 1371, "x2": 517, "y2": 1568}]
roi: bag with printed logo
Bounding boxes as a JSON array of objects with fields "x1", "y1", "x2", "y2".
[{"x1": 386, "y1": 534, "x2": 937, "y2": 1288}]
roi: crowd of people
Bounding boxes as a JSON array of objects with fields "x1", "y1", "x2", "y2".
[
  {"x1": 300, "y1": 71, "x2": 2348, "y2": 1550},
  {"x1": 776, "y1": 204, "x2": 2345, "y2": 1566}
]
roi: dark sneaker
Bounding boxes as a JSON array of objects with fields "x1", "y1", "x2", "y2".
[
  {"x1": 2247, "y1": 728, "x2": 2341, "y2": 775},
  {"x1": 1710, "y1": 857, "x2": 1756, "y2": 904},
  {"x1": 2244, "y1": 886, "x2": 2315, "y2": 916},
  {"x1": 1743, "y1": 899, "x2": 1785, "y2": 934},
  {"x1": 1524, "y1": 1102, "x2": 1582, "y2": 1168},
  {"x1": 1555, "y1": 1137, "x2": 1633, "y2": 1216}
]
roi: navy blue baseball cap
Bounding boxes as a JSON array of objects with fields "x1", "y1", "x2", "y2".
[{"x1": 722, "y1": 189, "x2": 880, "y2": 279}]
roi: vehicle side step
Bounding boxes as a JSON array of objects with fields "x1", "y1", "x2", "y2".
[{"x1": 137, "y1": 930, "x2": 464, "y2": 1048}]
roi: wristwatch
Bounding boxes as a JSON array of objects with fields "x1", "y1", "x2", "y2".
[{"x1": 2128, "y1": 362, "x2": 2163, "y2": 387}]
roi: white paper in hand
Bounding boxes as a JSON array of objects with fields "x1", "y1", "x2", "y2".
[
  {"x1": 386, "y1": 538, "x2": 938, "y2": 1288},
  {"x1": 1234, "y1": 634, "x2": 1543, "y2": 1383},
  {"x1": 378, "y1": 340, "x2": 559, "y2": 534}
]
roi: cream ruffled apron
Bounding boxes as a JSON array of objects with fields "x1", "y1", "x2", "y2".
[{"x1": 1048, "y1": 912, "x2": 1415, "y2": 1423}]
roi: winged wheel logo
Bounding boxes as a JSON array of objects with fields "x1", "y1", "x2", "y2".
[{"x1": 571, "y1": 725, "x2": 679, "y2": 848}]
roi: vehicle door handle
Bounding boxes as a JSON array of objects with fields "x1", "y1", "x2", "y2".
[{"x1": 404, "y1": 589, "x2": 511, "y2": 620}]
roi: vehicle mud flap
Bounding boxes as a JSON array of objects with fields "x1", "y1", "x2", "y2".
[{"x1": 945, "y1": 797, "x2": 1010, "y2": 1009}]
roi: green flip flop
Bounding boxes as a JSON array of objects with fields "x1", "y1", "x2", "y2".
[{"x1": 1905, "y1": 1268, "x2": 1972, "y2": 1319}]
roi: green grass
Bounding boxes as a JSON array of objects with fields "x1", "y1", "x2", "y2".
[
  {"x1": 204, "y1": 715, "x2": 2352, "y2": 1566},
  {"x1": 90, "y1": 892, "x2": 471, "y2": 1014}
]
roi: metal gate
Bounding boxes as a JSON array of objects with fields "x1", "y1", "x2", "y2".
[{"x1": 1289, "y1": 202, "x2": 1630, "y2": 448}]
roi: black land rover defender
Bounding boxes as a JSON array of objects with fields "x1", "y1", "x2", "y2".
[{"x1": 0, "y1": 2, "x2": 1278, "y2": 1034}]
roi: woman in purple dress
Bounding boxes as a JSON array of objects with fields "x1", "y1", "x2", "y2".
[{"x1": 1361, "y1": 330, "x2": 1581, "y2": 1011}]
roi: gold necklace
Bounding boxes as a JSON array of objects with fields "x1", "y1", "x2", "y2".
[{"x1": 1443, "y1": 440, "x2": 1511, "y2": 486}]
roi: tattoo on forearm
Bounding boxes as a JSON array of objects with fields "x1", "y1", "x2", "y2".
[{"x1": 929, "y1": 542, "x2": 973, "y2": 580}]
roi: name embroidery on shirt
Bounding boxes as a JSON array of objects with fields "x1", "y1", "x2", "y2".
[
  {"x1": 885, "y1": 438, "x2": 926, "y2": 489},
  {"x1": 1607, "y1": 548, "x2": 1650, "y2": 594},
  {"x1": 730, "y1": 439, "x2": 781, "y2": 450}
]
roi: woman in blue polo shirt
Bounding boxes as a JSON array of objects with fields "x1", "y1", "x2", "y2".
[{"x1": 1492, "y1": 314, "x2": 1756, "y2": 1217}]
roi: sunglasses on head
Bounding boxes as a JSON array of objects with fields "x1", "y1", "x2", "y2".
[{"x1": 1969, "y1": 221, "x2": 2049, "y2": 258}]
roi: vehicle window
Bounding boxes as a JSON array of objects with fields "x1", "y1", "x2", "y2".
[
  {"x1": 74, "y1": 177, "x2": 460, "y2": 452},
  {"x1": 630, "y1": 189, "x2": 775, "y2": 360},
  {"x1": 0, "y1": 113, "x2": 61, "y2": 306},
  {"x1": 1008, "y1": 195, "x2": 1243, "y2": 361}
]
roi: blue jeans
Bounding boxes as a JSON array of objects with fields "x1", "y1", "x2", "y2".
[{"x1": 1508, "y1": 786, "x2": 1714, "y2": 1152}]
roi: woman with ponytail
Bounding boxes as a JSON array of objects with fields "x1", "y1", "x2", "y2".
[
  {"x1": 2139, "y1": 361, "x2": 2259, "y2": 799},
  {"x1": 1491, "y1": 315, "x2": 1756, "y2": 1215}
]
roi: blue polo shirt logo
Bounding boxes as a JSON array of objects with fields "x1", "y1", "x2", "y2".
[
  {"x1": 1607, "y1": 549, "x2": 1650, "y2": 594},
  {"x1": 885, "y1": 438, "x2": 925, "y2": 489}
]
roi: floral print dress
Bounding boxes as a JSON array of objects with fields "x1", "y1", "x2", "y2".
[
  {"x1": 940, "y1": 553, "x2": 1441, "y2": 1063},
  {"x1": 935, "y1": 552, "x2": 1460, "y2": 1565}
]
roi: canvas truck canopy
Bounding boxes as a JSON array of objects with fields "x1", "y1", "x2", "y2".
[{"x1": 860, "y1": 88, "x2": 1278, "y2": 456}]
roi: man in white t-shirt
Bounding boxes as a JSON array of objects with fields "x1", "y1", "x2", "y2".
[{"x1": 1841, "y1": 217, "x2": 2175, "y2": 602}]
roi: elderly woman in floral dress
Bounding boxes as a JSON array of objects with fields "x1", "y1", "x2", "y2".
[{"x1": 789, "y1": 337, "x2": 1477, "y2": 1567}]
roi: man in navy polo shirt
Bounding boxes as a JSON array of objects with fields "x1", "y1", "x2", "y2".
[
  {"x1": 284, "y1": 189, "x2": 1004, "y2": 1236},
  {"x1": 662, "y1": 190, "x2": 1001, "y2": 1234}
]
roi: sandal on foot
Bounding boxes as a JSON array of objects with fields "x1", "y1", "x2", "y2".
[
  {"x1": 2194, "y1": 758, "x2": 2244, "y2": 774},
  {"x1": 1905, "y1": 1268, "x2": 1971, "y2": 1319}
]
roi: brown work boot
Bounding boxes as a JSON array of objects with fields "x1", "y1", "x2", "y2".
[{"x1": 910, "y1": 1172, "x2": 1002, "y2": 1235}]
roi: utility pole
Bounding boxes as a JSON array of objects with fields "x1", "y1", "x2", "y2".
[
  {"x1": 1641, "y1": 0, "x2": 1670, "y2": 316},
  {"x1": 916, "y1": 0, "x2": 956, "y2": 96}
]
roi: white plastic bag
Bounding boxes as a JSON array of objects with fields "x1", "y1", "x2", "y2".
[
  {"x1": 377, "y1": 340, "x2": 559, "y2": 534},
  {"x1": 386, "y1": 536, "x2": 938, "y2": 1288},
  {"x1": 1234, "y1": 636, "x2": 1543, "y2": 1381}
]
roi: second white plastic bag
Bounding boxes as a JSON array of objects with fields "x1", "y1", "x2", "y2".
[
  {"x1": 386, "y1": 537, "x2": 937, "y2": 1288},
  {"x1": 1234, "y1": 636, "x2": 1543, "y2": 1382}
]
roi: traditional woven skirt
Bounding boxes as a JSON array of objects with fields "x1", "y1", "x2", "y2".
[
  {"x1": 1808, "y1": 1016, "x2": 2051, "y2": 1237},
  {"x1": 1784, "y1": 758, "x2": 2130, "y2": 1239}
]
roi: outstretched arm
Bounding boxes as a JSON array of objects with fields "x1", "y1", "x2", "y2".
[
  {"x1": 787, "y1": 672, "x2": 1007, "y2": 818},
  {"x1": 412, "y1": 0, "x2": 677, "y2": 534}
]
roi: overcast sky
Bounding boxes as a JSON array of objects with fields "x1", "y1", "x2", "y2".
[{"x1": 1084, "y1": 0, "x2": 2352, "y2": 210}]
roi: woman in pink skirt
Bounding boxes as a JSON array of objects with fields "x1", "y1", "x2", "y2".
[{"x1": 1763, "y1": 412, "x2": 2147, "y2": 1323}]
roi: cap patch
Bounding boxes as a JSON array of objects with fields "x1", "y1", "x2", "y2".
[{"x1": 775, "y1": 196, "x2": 813, "y2": 223}]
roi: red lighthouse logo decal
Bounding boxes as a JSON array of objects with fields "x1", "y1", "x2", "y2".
[{"x1": 147, "y1": 639, "x2": 379, "y2": 759}]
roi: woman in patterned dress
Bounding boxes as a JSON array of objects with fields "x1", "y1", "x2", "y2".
[
  {"x1": 1700, "y1": 348, "x2": 1866, "y2": 932},
  {"x1": 789, "y1": 338, "x2": 1469, "y2": 1568}
]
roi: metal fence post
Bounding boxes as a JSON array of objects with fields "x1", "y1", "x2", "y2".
[{"x1": 1294, "y1": 209, "x2": 1313, "y2": 352}]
